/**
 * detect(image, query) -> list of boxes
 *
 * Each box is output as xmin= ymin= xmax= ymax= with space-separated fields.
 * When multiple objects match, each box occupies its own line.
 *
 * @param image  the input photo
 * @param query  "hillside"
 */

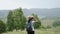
xmin=0 ymin=8 xmax=60 ymax=19
xmin=23 ymin=8 xmax=60 ymax=17
xmin=0 ymin=10 xmax=9 ymax=19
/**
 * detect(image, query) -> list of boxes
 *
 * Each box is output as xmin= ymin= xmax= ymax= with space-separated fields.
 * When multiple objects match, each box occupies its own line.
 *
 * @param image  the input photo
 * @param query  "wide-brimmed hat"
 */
xmin=28 ymin=16 xmax=34 ymax=19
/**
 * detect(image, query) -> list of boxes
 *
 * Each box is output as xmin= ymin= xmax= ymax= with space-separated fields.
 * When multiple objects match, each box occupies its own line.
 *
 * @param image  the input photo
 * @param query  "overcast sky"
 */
xmin=0 ymin=0 xmax=60 ymax=10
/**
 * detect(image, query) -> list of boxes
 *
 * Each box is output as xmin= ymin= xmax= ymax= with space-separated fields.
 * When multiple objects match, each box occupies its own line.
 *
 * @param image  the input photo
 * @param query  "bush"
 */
xmin=45 ymin=25 xmax=51 ymax=29
xmin=0 ymin=20 xmax=6 ymax=33
xmin=53 ymin=20 xmax=60 ymax=27
xmin=40 ymin=25 xmax=45 ymax=29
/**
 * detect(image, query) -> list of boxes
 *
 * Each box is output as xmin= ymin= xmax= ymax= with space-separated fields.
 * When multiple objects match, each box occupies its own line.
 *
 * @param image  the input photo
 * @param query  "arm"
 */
xmin=33 ymin=17 xmax=38 ymax=23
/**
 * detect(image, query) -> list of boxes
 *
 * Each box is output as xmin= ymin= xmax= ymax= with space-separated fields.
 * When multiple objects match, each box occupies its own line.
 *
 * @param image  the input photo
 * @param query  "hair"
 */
xmin=28 ymin=17 xmax=33 ymax=23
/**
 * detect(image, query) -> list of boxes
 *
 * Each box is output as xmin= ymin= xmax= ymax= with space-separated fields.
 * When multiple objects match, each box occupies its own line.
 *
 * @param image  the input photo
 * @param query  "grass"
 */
xmin=2 ymin=18 xmax=60 ymax=34
xmin=2 ymin=29 xmax=55 ymax=34
xmin=2 ymin=26 xmax=60 ymax=34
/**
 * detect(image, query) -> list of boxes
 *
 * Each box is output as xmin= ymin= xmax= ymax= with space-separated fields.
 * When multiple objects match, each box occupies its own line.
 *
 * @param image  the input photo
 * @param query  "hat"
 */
xmin=28 ymin=16 xmax=34 ymax=19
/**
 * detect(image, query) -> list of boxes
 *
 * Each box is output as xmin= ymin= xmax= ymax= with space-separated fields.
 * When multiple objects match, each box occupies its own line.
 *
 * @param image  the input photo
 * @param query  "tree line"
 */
xmin=0 ymin=8 xmax=60 ymax=34
xmin=0 ymin=8 xmax=41 ymax=34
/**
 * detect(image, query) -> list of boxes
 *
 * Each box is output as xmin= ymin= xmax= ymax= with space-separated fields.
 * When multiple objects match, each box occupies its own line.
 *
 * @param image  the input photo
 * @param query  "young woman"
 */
xmin=26 ymin=16 xmax=38 ymax=34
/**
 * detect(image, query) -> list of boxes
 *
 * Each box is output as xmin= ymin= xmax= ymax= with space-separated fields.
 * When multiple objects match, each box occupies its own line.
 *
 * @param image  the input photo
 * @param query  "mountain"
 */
xmin=0 ymin=8 xmax=60 ymax=19
xmin=23 ymin=8 xmax=60 ymax=18
xmin=0 ymin=10 xmax=9 ymax=19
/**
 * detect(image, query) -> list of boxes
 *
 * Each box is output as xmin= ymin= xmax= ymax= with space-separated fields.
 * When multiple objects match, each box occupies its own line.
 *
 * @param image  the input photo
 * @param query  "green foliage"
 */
xmin=20 ymin=16 xmax=27 ymax=30
xmin=0 ymin=20 xmax=6 ymax=33
xmin=53 ymin=20 xmax=60 ymax=27
xmin=13 ymin=8 xmax=26 ymax=30
xmin=45 ymin=25 xmax=51 ymax=29
xmin=32 ymin=13 xmax=41 ymax=29
xmin=7 ymin=8 xmax=26 ymax=31
xmin=7 ymin=11 xmax=14 ymax=31
xmin=40 ymin=25 xmax=45 ymax=29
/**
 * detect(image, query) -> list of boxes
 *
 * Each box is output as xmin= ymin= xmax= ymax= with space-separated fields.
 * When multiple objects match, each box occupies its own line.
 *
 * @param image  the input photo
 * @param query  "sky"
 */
xmin=0 ymin=0 xmax=60 ymax=10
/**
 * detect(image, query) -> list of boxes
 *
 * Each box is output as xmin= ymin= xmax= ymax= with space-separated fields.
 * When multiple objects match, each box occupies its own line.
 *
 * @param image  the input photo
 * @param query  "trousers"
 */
xmin=27 ymin=31 xmax=34 ymax=34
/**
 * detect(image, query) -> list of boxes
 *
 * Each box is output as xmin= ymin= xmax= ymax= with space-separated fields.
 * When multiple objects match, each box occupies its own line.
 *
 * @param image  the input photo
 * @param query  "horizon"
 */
xmin=0 ymin=8 xmax=60 ymax=10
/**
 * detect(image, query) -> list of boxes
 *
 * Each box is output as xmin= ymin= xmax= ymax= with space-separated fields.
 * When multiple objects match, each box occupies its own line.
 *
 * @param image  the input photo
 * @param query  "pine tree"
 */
xmin=13 ymin=8 xmax=26 ymax=30
xmin=7 ymin=10 xmax=14 ymax=31
xmin=7 ymin=8 xmax=26 ymax=31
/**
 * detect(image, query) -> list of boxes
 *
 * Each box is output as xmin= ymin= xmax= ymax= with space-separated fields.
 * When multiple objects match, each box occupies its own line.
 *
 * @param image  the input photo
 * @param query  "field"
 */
xmin=3 ymin=27 xmax=60 ymax=34
xmin=3 ymin=29 xmax=55 ymax=34
xmin=41 ymin=18 xmax=60 ymax=26
xmin=2 ymin=19 xmax=60 ymax=34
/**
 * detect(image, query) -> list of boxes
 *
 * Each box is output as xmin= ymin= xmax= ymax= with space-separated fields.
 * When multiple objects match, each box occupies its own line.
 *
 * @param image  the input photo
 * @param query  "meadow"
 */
xmin=2 ymin=19 xmax=60 ymax=34
xmin=3 ymin=27 xmax=60 ymax=34
xmin=3 ymin=29 xmax=55 ymax=34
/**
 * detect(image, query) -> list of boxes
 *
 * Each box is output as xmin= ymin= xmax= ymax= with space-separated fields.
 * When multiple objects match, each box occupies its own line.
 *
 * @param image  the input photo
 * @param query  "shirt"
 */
xmin=31 ymin=21 xmax=35 ymax=31
xmin=26 ymin=20 xmax=35 ymax=31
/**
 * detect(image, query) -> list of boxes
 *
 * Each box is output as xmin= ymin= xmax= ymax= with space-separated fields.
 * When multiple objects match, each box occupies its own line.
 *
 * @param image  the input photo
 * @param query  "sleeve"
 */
xmin=32 ymin=21 xmax=35 ymax=23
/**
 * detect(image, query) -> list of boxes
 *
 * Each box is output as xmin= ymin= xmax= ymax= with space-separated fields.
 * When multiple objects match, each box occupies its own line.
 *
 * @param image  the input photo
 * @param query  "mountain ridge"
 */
xmin=0 ymin=8 xmax=60 ymax=19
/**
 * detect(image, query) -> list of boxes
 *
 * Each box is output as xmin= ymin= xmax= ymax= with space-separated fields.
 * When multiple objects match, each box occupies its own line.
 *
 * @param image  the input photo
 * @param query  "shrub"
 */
xmin=53 ymin=20 xmax=60 ymax=27
xmin=0 ymin=20 xmax=6 ymax=33
xmin=45 ymin=25 xmax=51 ymax=29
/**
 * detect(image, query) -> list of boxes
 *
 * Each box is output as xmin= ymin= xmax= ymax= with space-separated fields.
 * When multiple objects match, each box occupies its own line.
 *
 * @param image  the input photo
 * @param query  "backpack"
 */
xmin=26 ymin=22 xmax=32 ymax=31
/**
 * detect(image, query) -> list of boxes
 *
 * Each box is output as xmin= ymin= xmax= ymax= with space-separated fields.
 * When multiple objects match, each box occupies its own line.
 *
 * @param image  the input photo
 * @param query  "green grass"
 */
xmin=2 ymin=29 xmax=55 ymax=34
xmin=2 ymin=18 xmax=60 ymax=34
xmin=2 ymin=27 xmax=60 ymax=34
xmin=41 ymin=19 xmax=60 ymax=27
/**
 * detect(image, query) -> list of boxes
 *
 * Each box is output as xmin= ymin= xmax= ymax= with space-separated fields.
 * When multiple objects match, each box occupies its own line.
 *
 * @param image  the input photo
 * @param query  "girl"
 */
xmin=26 ymin=16 xmax=38 ymax=34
